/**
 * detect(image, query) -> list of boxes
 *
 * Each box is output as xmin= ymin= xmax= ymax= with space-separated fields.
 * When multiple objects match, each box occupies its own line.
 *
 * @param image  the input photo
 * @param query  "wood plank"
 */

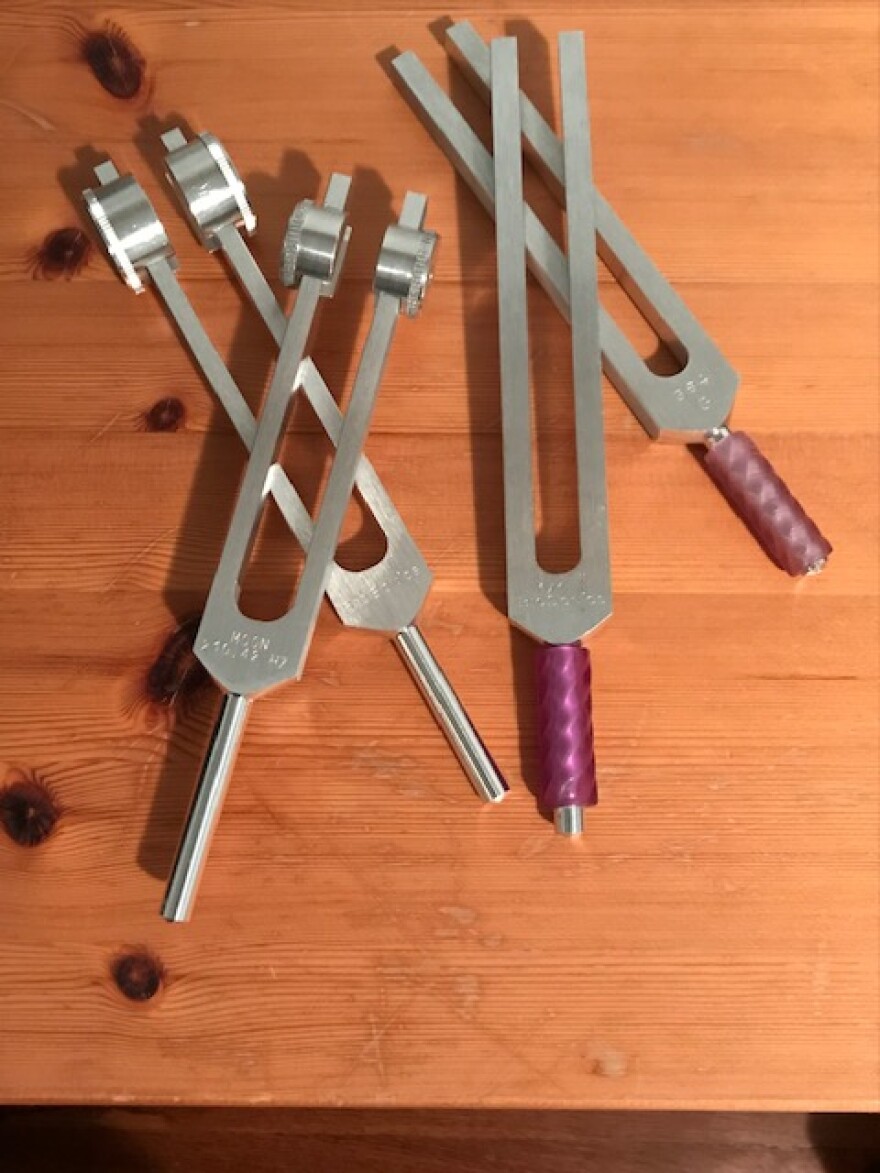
xmin=0 ymin=282 xmax=876 ymax=437
xmin=0 ymin=432 xmax=875 ymax=594
xmin=0 ymin=0 xmax=876 ymax=1110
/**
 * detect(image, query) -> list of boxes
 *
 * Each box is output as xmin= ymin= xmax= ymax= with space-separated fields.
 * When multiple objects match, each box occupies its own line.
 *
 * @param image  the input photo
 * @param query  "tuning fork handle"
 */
xmin=394 ymin=625 xmax=508 ymax=803
xmin=534 ymin=643 xmax=598 ymax=836
xmin=703 ymin=429 xmax=832 ymax=576
xmin=161 ymin=693 xmax=251 ymax=923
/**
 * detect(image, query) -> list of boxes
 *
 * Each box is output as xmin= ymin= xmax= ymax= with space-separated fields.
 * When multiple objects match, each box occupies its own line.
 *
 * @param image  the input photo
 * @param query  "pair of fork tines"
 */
xmin=83 ymin=130 xmax=508 ymax=923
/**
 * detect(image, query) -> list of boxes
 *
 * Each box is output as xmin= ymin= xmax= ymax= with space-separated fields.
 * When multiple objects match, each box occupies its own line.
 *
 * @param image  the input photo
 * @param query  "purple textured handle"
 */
xmin=535 ymin=643 xmax=597 ymax=811
xmin=703 ymin=430 xmax=832 ymax=576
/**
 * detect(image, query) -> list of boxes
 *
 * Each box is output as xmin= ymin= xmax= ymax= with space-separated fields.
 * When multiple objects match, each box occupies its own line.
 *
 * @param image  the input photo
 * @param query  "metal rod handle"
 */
xmin=394 ymin=626 xmax=508 ymax=803
xmin=161 ymin=692 xmax=251 ymax=923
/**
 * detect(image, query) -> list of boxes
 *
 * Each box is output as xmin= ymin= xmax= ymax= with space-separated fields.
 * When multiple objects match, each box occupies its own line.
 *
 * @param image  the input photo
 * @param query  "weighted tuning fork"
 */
xmin=83 ymin=151 xmax=505 ymax=807
xmin=83 ymin=159 xmax=505 ymax=921
xmin=173 ymin=185 xmax=438 ymax=920
xmin=155 ymin=127 xmax=506 ymax=809
xmin=391 ymin=21 xmax=832 ymax=577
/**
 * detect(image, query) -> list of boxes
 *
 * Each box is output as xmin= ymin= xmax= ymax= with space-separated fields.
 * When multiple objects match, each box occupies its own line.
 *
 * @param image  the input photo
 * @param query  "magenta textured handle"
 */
xmin=535 ymin=643 xmax=598 ymax=812
xmin=703 ymin=430 xmax=832 ymax=576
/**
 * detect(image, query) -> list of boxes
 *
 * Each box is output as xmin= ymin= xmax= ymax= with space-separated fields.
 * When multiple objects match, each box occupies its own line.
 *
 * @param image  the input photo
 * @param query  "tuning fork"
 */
xmin=391 ymin=21 xmax=832 ymax=577
xmin=83 ymin=156 xmax=505 ymax=804
xmin=176 ymin=182 xmax=437 ymax=921
xmin=84 ymin=159 xmax=504 ymax=920
xmin=154 ymin=127 xmax=505 ymax=804
xmin=488 ymin=33 xmax=609 ymax=835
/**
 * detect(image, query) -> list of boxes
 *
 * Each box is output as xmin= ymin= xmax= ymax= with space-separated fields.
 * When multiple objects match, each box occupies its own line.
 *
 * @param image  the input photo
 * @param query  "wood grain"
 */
xmin=0 ymin=0 xmax=877 ymax=1109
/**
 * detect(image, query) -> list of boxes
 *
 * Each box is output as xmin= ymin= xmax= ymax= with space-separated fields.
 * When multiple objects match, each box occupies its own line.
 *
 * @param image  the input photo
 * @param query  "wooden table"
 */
xmin=0 ymin=0 xmax=876 ymax=1110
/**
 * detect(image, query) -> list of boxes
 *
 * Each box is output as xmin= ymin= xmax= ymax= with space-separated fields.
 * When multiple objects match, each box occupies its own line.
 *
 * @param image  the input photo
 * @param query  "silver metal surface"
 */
xmin=195 ymin=187 xmax=437 ymax=696
xmin=374 ymin=223 xmax=436 ymax=316
xmin=281 ymin=199 xmax=350 ymax=295
xmin=210 ymin=229 xmax=433 ymax=632
xmin=125 ymin=170 xmax=350 ymax=923
xmin=393 ymin=29 xmax=739 ymax=440
xmin=83 ymin=162 xmax=391 ymax=623
xmin=394 ymin=626 xmax=507 ymax=802
xmin=161 ymin=127 xmax=256 ymax=248
xmin=558 ymin=33 xmax=612 ymax=634
xmin=162 ymin=132 xmax=433 ymax=630
xmin=490 ymin=35 xmax=610 ymax=644
xmin=137 ymin=145 xmax=431 ymax=632
xmin=83 ymin=162 xmax=175 ymax=293
xmin=194 ymin=174 xmax=351 ymax=695
xmin=553 ymin=804 xmax=584 ymax=836
xmin=161 ymin=132 xmax=505 ymax=804
xmin=84 ymin=158 xmax=499 ymax=921
xmin=444 ymin=21 xmax=739 ymax=441
xmin=161 ymin=692 xmax=251 ymax=923
xmin=87 ymin=155 xmax=506 ymax=809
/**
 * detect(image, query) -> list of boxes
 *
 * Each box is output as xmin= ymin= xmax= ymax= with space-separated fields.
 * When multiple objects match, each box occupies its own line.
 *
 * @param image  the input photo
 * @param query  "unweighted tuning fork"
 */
xmin=491 ymin=33 xmax=610 ymax=834
xmin=391 ymin=21 xmax=832 ymax=577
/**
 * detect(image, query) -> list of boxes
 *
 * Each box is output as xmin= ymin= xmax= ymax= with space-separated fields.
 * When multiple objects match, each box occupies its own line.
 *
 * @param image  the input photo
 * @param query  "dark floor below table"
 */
xmin=0 ymin=1109 xmax=878 ymax=1172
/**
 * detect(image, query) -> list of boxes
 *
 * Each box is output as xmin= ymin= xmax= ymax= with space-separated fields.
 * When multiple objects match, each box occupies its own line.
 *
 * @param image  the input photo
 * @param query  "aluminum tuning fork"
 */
xmin=83 ymin=151 xmax=504 ymax=922
xmin=492 ymin=33 xmax=609 ymax=835
xmin=156 ymin=129 xmax=505 ymax=803
xmin=391 ymin=20 xmax=833 ymax=577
